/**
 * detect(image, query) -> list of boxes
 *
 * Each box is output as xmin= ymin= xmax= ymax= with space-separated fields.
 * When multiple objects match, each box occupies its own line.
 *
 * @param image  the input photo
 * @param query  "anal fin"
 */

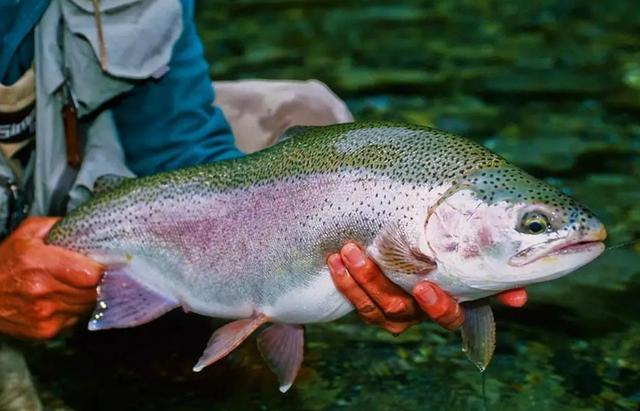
xmin=257 ymin=324 xmax=304 ymax=393
xmin=193 ymin=314 xmax=269 ymax=372
xmin=460 ymin=299 xmax=496 ymax=372
xmin=89 ymin=269 xmax=179 ymax=331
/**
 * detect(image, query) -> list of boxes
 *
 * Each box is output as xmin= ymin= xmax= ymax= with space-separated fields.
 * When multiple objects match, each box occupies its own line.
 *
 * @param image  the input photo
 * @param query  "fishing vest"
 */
xmin=0 ymin=0 xmax=183 ymax=239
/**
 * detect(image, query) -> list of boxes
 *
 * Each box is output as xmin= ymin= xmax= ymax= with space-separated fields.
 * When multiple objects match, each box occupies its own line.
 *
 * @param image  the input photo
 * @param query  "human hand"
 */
xmin=328 ymin=242 xmax=527 ymax=334
xmin=0 ymin=217 xmax=103 ymax=340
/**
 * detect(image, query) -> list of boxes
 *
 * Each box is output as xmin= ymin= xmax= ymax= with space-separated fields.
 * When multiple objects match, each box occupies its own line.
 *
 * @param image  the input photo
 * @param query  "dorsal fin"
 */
xmin=277 ymin=126 xmax=314 ymax=143
xmin=93 ymin=174 xmax=131 ymax=195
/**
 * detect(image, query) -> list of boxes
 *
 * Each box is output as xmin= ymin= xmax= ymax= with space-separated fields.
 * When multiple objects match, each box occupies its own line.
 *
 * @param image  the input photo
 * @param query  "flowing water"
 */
xmin=23 ymin=1 xmax=640 ymax=410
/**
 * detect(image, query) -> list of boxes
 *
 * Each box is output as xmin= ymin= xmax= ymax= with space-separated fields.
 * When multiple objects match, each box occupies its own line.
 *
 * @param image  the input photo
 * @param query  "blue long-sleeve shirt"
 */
xmin=0 ymin=0 xmax=243 ymax=177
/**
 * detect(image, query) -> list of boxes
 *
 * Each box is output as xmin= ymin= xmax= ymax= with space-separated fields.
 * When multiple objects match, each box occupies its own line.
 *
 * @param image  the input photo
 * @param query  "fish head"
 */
xmin=423 ymin=167 xmax=606 ymax=294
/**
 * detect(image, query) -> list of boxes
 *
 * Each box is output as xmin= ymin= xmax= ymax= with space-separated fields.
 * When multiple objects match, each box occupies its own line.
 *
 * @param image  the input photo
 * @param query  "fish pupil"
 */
xmin=528 ymin=221 xmax=544 ymax=233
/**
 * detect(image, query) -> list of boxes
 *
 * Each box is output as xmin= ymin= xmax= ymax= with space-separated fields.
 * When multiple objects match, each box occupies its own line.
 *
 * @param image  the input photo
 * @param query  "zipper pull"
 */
xmin=8 ymin=182 xmax=18 ymax=200
xmin=61 ymin=85 xmax=81 ymax=169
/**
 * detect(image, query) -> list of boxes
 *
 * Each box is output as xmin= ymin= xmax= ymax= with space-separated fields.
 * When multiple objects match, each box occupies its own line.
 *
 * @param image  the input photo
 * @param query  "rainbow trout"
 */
xmin=47 ymin=122 xmax=606 ymax=392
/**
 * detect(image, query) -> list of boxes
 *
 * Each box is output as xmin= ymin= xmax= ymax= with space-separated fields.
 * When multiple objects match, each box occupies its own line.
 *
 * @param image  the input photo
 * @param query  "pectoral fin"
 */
xmin=257 ymin=324 xmax=304 ymax=393
xmin=373 ymin=224 xmax=435 ymax=275
xmin=460 ymin=299 xmax=496 ymax=372
xmin=193 ymin=314 xmax=269 ymax=372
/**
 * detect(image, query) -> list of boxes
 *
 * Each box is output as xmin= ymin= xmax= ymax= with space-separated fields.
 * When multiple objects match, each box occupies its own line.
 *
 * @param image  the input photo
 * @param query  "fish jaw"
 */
xmin=495 ymin=218 xmax=607 ymax=287
xmin=498 ymin=239 xmax=606 ymax=287
xmin=426 ymin=234 xmax=606 ymax=298
xmin=509 ymin=228 xmax=607 ymax=267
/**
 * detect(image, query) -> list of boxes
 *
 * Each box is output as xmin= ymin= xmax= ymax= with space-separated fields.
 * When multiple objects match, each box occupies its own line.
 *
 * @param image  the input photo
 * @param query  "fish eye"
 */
xmin=519 ymin=211 xmax=550 ymax=235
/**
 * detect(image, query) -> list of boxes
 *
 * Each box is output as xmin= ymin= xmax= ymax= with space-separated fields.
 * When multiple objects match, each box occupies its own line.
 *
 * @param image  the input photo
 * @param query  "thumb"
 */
xmin=13 ymin=217 xmax=62 ymax=240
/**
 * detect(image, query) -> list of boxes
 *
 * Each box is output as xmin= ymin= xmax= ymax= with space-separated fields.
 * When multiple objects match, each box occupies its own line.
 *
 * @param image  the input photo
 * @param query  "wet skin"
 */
xmin=0 ymin=218 xmax=525 ymax=341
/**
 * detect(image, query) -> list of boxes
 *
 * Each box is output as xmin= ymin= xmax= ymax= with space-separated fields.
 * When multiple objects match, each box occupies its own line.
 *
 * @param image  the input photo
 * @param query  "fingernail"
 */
xmin=510 ymin=293 xmax=527 ymax=307
xmin=498 ymin=289 xmax=527 ymax=307
xmin=414 ymin=283 xmax=437 ymax=307
xmin=343 ymin=243 xmax=366 ymax=268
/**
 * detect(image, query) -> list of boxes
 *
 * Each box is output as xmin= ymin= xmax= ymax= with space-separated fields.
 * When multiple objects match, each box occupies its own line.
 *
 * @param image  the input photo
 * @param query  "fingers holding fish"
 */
xmin=328 ymin=252 xmax=420 ymax=334
xmin=328 ymin=253 xmax=386 ymax=325
xmin=330 ymin=243 xmax=465 ymax=332
xmin=40 ymin=248 xmax=104 ymax=289
xmin=29 ymin=293 xmax=96 ymax=319
xmin=9 ymin=218 xmax=104 ymax=290
xmin=0 ymin=217 xmax=102 ymax=340
xmin=439 ymin=303 xmax=464 ymax=330
xmin=10 ymin=216 xmax=61 ymax=240
xmin=0 ymin=312 xmax=76 ymax=340
xmin=496 ymin=288 xmax=528 ymax=307
xmin=33 ymin=246 xmax=103 ymax=290
xmin=0 ymin=292 xmax=93 ymax=338
xmin=8 ymin=268 xmax=97 ymax=303
xmin=413 ymin=282 xmax=464 ymax=331
xmin=29 ymin=315 xmax=75 ymax=340
xmin=53 ymin=289 xmax=99 ymax=306
xmin=339 ymin=243 xmax=419 ymax=321
xmin=411 ymin=282 xmax=527 ymax=331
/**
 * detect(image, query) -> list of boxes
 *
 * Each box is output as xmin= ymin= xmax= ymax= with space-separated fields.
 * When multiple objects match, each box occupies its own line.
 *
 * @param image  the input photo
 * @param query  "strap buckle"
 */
xmin=0 ymin=176 xmax=17 ymax=234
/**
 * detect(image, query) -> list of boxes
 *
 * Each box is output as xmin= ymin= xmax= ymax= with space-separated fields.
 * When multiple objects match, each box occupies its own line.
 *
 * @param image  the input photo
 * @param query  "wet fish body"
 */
xmin=48 ymin=122 xmax=606 ymax=390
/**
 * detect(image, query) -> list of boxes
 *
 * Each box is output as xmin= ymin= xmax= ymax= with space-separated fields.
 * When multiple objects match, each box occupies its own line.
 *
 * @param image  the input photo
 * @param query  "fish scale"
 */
xmin=46 ymin=121 xmax=605 ymax=391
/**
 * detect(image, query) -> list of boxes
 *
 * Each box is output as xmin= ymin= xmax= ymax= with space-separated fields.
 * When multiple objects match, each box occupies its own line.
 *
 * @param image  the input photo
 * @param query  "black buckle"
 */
xmin=0 ymin=176 xmax=21 ymax=234
xmin=0 ymin=176 xmax=18 ymax=233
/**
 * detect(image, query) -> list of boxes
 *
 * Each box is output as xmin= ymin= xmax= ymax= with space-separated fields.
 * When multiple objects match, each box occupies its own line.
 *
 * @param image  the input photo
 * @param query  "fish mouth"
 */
xmin=546 ymin=240 xmax=605 ymax=257
xmin=509 ymin=232 xmax=606 ymax=267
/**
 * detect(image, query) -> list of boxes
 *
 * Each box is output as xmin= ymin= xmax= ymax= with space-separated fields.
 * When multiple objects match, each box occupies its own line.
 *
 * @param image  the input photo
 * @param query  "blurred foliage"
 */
xmin=31 ymin=1 xmax=640 ymax=410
